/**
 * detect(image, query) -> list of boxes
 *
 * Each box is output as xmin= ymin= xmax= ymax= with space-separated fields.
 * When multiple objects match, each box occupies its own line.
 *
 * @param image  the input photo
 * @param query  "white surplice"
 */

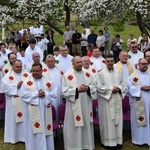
xmin=95 ymin=68 xmax=127 ymax=146
xmin=20 ymin=76 xmax=57 ymax=150
xmin=25 ymin=45 xmax=43 ymax=68
xmin=43 ymin=66 xmax=62 ymax=121
xmin=1 ymin=72 xmax=25 ymax=143
xmin=127 ymin=70 xmax=150 ymax=145
xmin=62 ymin=67 xmax=97 ymax=150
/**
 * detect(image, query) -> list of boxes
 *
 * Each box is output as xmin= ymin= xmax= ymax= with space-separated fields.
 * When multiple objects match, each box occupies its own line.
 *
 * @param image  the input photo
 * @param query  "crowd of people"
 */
xmin=0 ymin=24 xmax=150 ymax=150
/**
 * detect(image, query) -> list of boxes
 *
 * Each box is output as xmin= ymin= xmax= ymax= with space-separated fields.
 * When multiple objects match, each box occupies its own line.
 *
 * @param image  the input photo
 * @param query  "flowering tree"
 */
xmin=0 ymin=0 xmax=149 ymax=35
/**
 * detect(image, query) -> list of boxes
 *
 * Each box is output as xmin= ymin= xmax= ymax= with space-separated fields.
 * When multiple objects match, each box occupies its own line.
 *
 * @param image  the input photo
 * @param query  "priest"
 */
xmin=62 ymin=56 xmax=97 ymax=150
xmin=127 ymin=58 xmax=150 ymax=145
xmin=20 ymin=63 xmax=57 ymax=150
xmin=1 ymin=59 xmax=29 ymax=143
xmin=95 ymin=54 xmax=127 ymax=148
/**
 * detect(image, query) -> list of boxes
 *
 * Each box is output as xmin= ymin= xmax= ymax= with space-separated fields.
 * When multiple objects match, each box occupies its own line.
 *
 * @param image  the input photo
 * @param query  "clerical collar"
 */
xmin=132 ymin=51 xmax=137 ymax=54
xmin=107 ymin=68 xmax=114 ymax=72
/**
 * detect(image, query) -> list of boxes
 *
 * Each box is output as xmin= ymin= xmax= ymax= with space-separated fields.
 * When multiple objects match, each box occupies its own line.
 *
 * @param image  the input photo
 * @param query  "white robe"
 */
xmin=127 ymin=70 xmax=150 ymax=145
xmin=95 ymin=68 xmax=127 ymax=146
xmin=55 ymin=54 xmax=73 ymax=74
xmin=62 ymin=68 xmax=97 ymax=150
xmin=43 ymin=66 xmax=62 ymax=121
xmin=1 ymin=72 xmax=25 ymax=143
xmin=128 ymin=50 xmax=144 ymax=70
xmin=20 ymin=77 xmax=57 ymax=150
xmin=25 ymin=46 xmax=43 ymax=68
xmin=90 ymin=56 xmax=106 ymax=71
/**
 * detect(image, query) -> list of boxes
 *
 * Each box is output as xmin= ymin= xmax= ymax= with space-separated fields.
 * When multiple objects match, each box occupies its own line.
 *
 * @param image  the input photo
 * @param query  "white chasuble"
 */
xmin=128 ymin=70 xmax=150 ymax=126
xmin=4 ymin=69 xmax=29 ymax=123
xmin=24 ymin=75 xmax=53 ymax=135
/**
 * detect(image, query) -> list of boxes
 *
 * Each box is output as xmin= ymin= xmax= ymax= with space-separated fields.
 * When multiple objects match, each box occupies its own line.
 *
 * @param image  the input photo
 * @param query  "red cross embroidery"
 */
xmin=9 ymin=76 xmax=14 ymax=80
xmin=27 ymin=81 xmax=33 ymax=86
xmin=60 ymin=71 xmax=64 ymax=75
xmin=102 ymin=60 xmax=105 ymax=63
xmin=138 ymin=116 xmax=144 ymax=121
xmin=42 ymin=68 xmax=47 ymax=72
xmin=46 ymin=82 xmax=51 ymax=88
xmin=23 ymin=73 xmax=28 ymax=77
xmin=76 ymin=115 xmax=81 ymax=121
xmin=68 ymin=75 xmax=73 ymax=81
xmin=86 ymin=72 xmax=90 ymax=78
xmin=5 ymin=69 xmax=8 ymax=73
xmin=34 ymin=122 xmax=40 ymax=128
xmin=90 ymin=112 xmax=93 ymax=117
xmin=17 ymin=112 xmax=23 ymax=118
xmin=47 ymin=124 xmax=51 ymax=130
xmin=92 ymin=69 xmax=96 ymax=73
xmin=133 ymin=77 xmax=138 ymax=82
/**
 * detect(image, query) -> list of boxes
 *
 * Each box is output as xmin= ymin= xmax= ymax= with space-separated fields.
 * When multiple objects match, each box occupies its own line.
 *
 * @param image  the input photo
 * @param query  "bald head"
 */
xmin=119 ymin=51 xmax=128 ymax=64
xmin=73 ymin=56 xmax=83 ymax=71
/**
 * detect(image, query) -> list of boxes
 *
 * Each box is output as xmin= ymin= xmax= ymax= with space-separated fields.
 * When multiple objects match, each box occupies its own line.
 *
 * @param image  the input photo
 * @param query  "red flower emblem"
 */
xmin=5 ymin=69 xmax=9 ymax=73
xmin=76 ymin=115 xmax=81 ymax=121
xmin=86 ymin=72 xmax=90 ymax=78
xmin=17 ymin=112 xmax=23 ymax=118
xmin=60 ymin=71 xmax=64 ymax=75
xmin=23 ymin=73 xmax=28 ymax=77
xmin=47 ymin=124 xmax=51 ymax=130
xmin=92 ymin=69 xmax=96 ymax=73
xmin=133 ymin=77 xmax=138 ymax=82
xmin=90 ymin=112 xmax=93 ymax=117
xmin=138 ymin=116 xmax=144 ymax=121
xmin=27 ymin=81 xmax=33 ymax=86
xmin=9 ymin=76 xmax=14 ymax=80
xmin=102 ymin=60 xmax=105 ymax=63
xmin=34 ymin=122 xmax=40 ymax=128
xmin=68 ymin=75 xmax=73 ymax=81
xmin=42 ymin=68 xmax=47 ymax=72
xmin=46 ymin=82 xmax=51 ymax=88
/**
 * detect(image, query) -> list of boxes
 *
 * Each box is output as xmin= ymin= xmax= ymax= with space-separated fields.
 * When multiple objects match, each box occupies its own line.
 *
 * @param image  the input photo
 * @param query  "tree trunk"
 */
xmin=44 ymin=20 xmax=64 ymax=35
xmin=64 ymin=0 xmax=70 ymax=26
xmin=136 ymin=11 xmax=149 ymax=35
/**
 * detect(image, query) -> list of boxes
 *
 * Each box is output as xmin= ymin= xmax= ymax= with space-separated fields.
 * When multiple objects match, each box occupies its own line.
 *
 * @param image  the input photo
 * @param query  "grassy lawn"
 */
xmin=1 ymin=24 xmax=141 ymax=51
xmin=0 ymin=120 xmax=149 ymax=150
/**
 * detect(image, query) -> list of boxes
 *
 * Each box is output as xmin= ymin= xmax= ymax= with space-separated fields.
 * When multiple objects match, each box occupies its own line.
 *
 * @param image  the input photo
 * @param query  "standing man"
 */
xmin=114 ymin=51 xmax=133 ymax=81
xmin=96 ymin=54 xmax=127 ymax=149
xmin=2 ymin=52 xmax=17 ymax=76
xmin=25 ymin=38 xmax=43 ymax=67
xmin=1 ymin=60 xmax=29 ymax=143
xmin=63 ymin=26 xmax=73 ymax=55
xmin=62 ymin=56 xmax=97 ymax=150
xmin=44 ymin=54 xmax=62 ymax=120
xmin=20 ymin=63 xmax=57 ymax=150
xmin=72 ymin=28 xmax=82 ymax=56
xmin=55 ymin=44 xmax=73 ymax=75
xmin=127 ymin=58 xmax=150 ymax=145
xmin=144 ymin=51 xmax=150 ymax=70
xmin=14 ymin=29 xmax=22 ymax=49
xmin=90 ymin=47 xmax=106 ymax=72
xmin=104 ymin=27 xmax=110 ymax=55
xmin=128 ymin=41 xmax=144 ymax=70
xmin=87 ymin=29 xmax=97 ymax=46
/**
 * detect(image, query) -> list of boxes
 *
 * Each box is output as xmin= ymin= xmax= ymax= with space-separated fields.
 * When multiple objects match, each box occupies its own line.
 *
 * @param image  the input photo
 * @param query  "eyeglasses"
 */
xmin=61 ymin=49 xmax=68 ymax=52
xmin=131 ymin=46 xmax=137 ymax=49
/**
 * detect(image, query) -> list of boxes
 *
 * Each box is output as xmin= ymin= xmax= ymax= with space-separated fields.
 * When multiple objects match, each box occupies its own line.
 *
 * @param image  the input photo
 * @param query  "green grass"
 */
xmin=0 ymin=120 xmax=149 ymax=150
xmin=1 ymin=24 xmax=141 ymax=51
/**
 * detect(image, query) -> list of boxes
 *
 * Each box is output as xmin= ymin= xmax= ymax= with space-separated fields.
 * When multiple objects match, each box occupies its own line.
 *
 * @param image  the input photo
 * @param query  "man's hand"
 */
xmin=141 ymin=85 xmax=150 ymax=91
xmin=112 ymin=86 xmax=120 ymax=93
xmin=38 ymin=89 xmax=45 ymax=98
xmin=78 ymin=84 xmax=88 ymax=92
xmin=17 ymin=81 xmax=23 ymax=88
